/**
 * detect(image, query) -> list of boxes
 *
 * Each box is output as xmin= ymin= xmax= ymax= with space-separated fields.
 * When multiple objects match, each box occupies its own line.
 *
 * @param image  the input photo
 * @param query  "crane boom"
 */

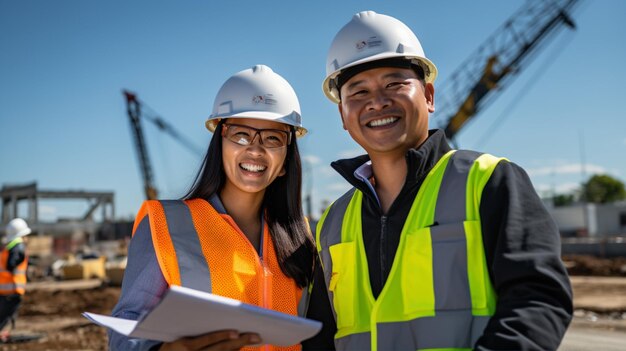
xmin=124 ymin=90 xmax=158 ymax=200
xmin=123 ymin=90 xmax=204 ymax=200
xmin=435 ymin=0 xmax=580 ymax=141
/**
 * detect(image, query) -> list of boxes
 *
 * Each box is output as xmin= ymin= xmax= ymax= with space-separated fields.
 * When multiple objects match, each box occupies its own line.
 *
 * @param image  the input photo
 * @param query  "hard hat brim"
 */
xmin=6 ymin=227 xmax=32 ymax=243
xmin=323 ymin=53 xmax=438 ymax=104
xmin=17 ymin=227 xmax=31 ymax=238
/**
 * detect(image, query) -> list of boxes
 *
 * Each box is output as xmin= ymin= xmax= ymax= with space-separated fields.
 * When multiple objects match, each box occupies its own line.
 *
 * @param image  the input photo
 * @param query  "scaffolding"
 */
xmin=0 ymin=182 xmax=115 ymax=243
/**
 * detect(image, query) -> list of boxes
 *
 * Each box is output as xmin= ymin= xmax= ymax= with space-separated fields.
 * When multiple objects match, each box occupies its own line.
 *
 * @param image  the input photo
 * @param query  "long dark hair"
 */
xmin=183 ymin=120 xmax=315 ymax=288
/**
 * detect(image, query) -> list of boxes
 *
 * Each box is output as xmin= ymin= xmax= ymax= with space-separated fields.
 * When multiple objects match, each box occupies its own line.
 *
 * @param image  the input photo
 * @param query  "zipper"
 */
xmin=222 ymin=214 xmax=272 ymax=310
xmin=259 ymin=228 xmax=273 ymax=312
xmin=258 ymin=227 xmax=272 ymax=351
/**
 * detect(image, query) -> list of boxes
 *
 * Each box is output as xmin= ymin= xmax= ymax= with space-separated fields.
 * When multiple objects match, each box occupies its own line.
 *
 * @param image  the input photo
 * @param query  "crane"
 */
xmin=123 ymin=90 xmax=203 ymax=200
xmin=434 ymin=0 xmax=581 ymax=143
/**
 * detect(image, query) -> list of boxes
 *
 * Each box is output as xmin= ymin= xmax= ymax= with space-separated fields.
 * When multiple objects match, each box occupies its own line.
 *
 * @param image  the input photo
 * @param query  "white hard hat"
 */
xmin=323 ymin=11 xmax=438 ymax=103
xmin=5 ymin=218 xmax=32 ymax=243
xmin=206 ymin=64 xmax=307 ymax=137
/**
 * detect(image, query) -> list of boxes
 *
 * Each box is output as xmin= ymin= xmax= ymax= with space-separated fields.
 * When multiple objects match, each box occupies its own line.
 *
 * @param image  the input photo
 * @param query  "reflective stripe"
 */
xmin=376 ymin=313 xmax=490 ymax=350
xmin=161 ymin=200 xmax=212 ymax=293
xmin=335 ymin=332 xmax=370 ymax=350
xmin=0 ymin=283 xmax=25 ymax=290
xmin=297 ymin=280 xmax=312 ymax=317
xmin=317 ymin=189 xmax=355 ymax=250
xmin=316 ymin=189 xmax=357 ymax=324
xmin=0 ymin=241 xmax=28 ymax=295
xmin=434 ymin=150 xmax=479 ymax=223
xmin=432 ymin=151 xmax=479 ymax=312
xmin=431 ymin=222 xmax=471 ymax=311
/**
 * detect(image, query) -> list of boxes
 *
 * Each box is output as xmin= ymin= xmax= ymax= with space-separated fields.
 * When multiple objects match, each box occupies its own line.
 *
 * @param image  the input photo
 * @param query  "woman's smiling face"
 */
xmin=220 ymin=118 xmax=290 ymax=197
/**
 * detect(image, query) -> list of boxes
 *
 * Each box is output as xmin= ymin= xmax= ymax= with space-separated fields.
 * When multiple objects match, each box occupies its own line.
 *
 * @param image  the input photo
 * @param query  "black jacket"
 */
xmin=303 ymin=129 xmax=573 ymax=351
xmin=4 ymin=242 xmax=26 ymax=273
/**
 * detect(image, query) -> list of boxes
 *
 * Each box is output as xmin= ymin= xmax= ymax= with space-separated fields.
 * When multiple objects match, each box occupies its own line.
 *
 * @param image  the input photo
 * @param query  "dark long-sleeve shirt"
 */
xmin=303 ymin=129 xmax=573 ymax=351
xmin=5 ymin=243 xmax=26 ymax=272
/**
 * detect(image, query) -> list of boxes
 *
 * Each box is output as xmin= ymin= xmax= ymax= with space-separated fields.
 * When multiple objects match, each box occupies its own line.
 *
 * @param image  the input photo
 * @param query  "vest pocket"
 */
xmin=430 ymin=221 xmax=472 ymax=311
xmin=398 ymin=228 xmax=435 ymax=318
xmin=328 ymin=241 xmax=356 ymax=329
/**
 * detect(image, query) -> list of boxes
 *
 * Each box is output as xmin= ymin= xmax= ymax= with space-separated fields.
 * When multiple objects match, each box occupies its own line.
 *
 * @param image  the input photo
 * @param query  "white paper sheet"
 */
xmin=84 ymin=285 xmax=322 ymax=346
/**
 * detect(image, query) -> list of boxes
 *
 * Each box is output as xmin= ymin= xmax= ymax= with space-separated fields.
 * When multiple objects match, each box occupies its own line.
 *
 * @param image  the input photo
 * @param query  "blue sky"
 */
xmin=1 ymin=0 xmax=625 ymax=222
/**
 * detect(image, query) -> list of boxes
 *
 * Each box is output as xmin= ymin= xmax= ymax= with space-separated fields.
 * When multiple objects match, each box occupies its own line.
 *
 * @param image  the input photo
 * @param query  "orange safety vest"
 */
xmin=0 ymin=238 xmax=28 ymax=295
xmin=133 ymin=198 xmax=303 ymax=351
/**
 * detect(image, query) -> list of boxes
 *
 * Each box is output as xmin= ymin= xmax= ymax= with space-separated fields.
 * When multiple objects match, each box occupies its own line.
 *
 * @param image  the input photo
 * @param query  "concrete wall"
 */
xmin=595 ymin=202 xmax=626 ymax=236
xmin=549 ymin=202 xmax=626 ymax=237
xmin=551 ymin=204 xmax=586 ymax=233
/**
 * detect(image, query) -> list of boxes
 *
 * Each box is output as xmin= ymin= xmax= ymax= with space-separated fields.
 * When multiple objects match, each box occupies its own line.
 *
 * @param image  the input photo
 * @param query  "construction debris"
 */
xmin=564 ymin=255 xmax=626 ymax=277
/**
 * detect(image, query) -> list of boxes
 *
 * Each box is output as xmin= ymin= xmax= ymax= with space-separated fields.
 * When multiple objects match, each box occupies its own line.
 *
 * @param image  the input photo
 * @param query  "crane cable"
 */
xmin=474 ymin=30 xmax=577 ymax=150
xmin=138 ymin=99 xmax=205 ymax=156
xmin=131 ymin=96 xmax=205 ymax=196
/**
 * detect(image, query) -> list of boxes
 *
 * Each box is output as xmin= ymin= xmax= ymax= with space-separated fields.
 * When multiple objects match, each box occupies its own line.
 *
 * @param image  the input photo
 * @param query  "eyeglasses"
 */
xmin=221 ymin=123 xmax=292 ymax=149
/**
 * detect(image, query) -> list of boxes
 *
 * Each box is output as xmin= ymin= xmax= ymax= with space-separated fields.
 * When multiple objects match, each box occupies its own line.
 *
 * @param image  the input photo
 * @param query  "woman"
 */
xmin=110 ymin=65 xmax=315 ymax=351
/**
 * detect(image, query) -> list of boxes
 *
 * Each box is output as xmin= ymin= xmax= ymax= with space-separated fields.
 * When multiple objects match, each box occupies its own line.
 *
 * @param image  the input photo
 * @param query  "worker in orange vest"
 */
xmin=110 ymin=65 xmax=316 ymax=351
xmin=0 ymin=218 xmax=32 ymax=342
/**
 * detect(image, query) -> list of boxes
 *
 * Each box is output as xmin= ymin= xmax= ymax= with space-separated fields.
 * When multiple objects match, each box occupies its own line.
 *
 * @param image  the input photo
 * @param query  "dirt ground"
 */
xmin=1 ymin=255 xmax=625 ymax=351
xmin=0 ymin=280 xmax=118 ymax=351
xmin=563 ymin=255 xmax=626 ymax=277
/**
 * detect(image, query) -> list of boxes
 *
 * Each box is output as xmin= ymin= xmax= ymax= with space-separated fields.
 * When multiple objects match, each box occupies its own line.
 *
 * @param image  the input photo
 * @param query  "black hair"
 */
xmin=182 ymin=120 xmax=315 ymax=288
xmin=335 ymin=58 xmax=426 ymax=100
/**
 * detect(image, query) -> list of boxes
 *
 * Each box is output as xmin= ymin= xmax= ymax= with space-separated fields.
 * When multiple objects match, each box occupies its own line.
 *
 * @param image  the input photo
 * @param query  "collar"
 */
xmin=331 ymin=129 xmax=453 ymax=192
xmin=208 ymin=193 xmax=227 ymax=214
xmin=354 ymin=160 xmax=380 ymax=206
xmin=5 ymin=237 xmax=24 ymax=250
xmin=354 ymin=160 xmax=374 ymax=183
xmin=208 ymin=193 xmax=265 ymax=253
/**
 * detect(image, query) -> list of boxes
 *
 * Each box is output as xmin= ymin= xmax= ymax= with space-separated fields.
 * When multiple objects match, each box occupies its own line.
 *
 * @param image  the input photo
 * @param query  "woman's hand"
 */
xmin=159 ymin=330 xmax=261 ymax=351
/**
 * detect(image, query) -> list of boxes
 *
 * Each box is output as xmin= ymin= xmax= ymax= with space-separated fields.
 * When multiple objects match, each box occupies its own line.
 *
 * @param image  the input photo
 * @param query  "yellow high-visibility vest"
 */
xmin=316 ymin=150 xmax=506 ymax=350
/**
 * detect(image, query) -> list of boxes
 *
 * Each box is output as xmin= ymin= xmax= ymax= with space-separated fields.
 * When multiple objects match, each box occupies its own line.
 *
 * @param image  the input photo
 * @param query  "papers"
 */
xmin=84 ymin=285 xmax=322 ymax=346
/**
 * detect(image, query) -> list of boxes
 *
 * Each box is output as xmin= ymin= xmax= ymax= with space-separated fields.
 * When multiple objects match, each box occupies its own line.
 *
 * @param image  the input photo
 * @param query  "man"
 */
xmin=0 ymin=218 xmax=31 ymax=342
xmin=303 ymin=11 xmax=572 ymax=351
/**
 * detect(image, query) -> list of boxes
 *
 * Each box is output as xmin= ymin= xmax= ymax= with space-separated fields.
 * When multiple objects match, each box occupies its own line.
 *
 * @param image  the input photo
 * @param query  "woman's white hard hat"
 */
xmin=323 ymin=11 xmax=438 ymax=103
xmin=206 ymin=64 xmax=307 ymax=137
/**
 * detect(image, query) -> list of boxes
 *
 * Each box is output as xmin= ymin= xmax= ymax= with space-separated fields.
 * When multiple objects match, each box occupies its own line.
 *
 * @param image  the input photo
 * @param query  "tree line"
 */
xmin=553 ymin=174 xmax=626 ymax=206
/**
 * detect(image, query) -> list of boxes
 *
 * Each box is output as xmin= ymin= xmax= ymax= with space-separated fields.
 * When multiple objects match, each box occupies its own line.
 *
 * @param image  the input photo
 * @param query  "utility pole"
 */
xmin=303 ymin=158 xmax=313 ymax=220
xmin=579 ymin=130 xmax=589 ymax=236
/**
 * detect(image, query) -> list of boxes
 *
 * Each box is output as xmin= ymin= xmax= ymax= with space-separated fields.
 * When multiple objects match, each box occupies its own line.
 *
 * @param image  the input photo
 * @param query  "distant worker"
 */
xmin=110 ymin=65 xmax=315 ymax=350
xmin=303 ymin=11 xmax=573 ymax=350
xmin=0 ymin=218 xmax=32 ymax=342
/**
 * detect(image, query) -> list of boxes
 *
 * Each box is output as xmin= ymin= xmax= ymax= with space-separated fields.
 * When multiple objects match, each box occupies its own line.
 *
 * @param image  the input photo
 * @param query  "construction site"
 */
xmin=1 ymin=180 xmax=625 ymax=350
xmin=0 ymin=256 xmax=621 ymax=350
xmin=1 ymin=0 xmax=625 ymax=350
